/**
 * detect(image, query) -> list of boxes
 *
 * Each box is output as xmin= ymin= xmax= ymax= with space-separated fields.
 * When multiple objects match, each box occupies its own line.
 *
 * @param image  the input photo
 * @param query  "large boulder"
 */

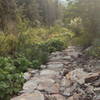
xmin=23 ymin=77 xmax=55 ymax=93
xmin=67 ymin=93 xmax=81 ymax=100
xmin=37 ymin=82 xmax=60 ymax=94
xmin=66 ymin=68 xmax=89 ymax=84
xmin=49 ymin=94 xmax=66 ymax=100
xmin=85 ymin=72 xmax=100 ymax=83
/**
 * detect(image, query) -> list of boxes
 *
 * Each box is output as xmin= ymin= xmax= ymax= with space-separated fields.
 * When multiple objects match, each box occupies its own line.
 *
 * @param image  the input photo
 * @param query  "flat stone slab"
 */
xmin=23 ymin=79 xmax=38 ymax=93
xmin=11 ymin=91 xmax=44 ymax=100
xmin=50 ymin=94 xmax=66 ymax=100
xmin=23 ymin=77 xmax=55 ymax=93
xmin=40 ymin=69 xmax=59 ymax=76
xmin=38 ymin=83 xmax=60 ymax=93
xmin=47 ymin=63 xmax=64 ymax=70
xmin=67 ymin=51 xmax=81 ymax=58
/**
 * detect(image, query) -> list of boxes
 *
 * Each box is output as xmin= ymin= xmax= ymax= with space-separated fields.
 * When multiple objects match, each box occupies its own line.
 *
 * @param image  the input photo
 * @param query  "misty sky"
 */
xmin=62 ymin=0 xmax=66 ymax=1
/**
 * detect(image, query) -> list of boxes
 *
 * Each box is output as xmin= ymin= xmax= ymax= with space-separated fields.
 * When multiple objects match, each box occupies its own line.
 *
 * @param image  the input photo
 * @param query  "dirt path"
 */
xmin=12 ymin=46 xmax=100 ymax=100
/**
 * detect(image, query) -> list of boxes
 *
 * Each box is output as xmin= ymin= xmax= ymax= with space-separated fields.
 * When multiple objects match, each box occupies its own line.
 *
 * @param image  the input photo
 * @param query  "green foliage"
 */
xmin=46 ymin=39 xmax=65 ymax=53
xmin=0 ymin=27 xmax=69 ymax=57
xmin=0 ymin=34 xmax=17 ymax=56
xmin=87 ymin=47 xmax=100 ymax=58
xmin=31 ymin=60 xmax=41 ymax=69
xmin=86 ymin=39 xmax=100 ymax=58
xmin=14 ymin=56 xmax=31 ymax=72
xmin=0 ymin=57 xmax=24 ymax=100
xmin=72 ymin=33 xmax=92 ymax=47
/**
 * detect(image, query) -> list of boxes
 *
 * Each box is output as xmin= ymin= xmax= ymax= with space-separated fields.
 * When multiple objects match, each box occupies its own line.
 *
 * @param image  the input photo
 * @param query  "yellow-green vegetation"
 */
xmin=0 ymin=57 xmax=24 ymax=100
xmin=0 ymin=26 xmax=73 ymax=56
xmin=0 ymin=26 xmax=73 ymax=99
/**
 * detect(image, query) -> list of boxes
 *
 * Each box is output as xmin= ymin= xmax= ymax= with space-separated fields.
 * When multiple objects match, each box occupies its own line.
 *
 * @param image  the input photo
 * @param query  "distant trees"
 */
xmin=0 ymin=0 xmax=64 ymax=32
xmin=37 ymin=0 xmax=64 ymax=26
xmin=64 ymin=0 xmax=100 ymax=46
xmin=76 ymin=0 xmax=100 ymax=38
xmin=1 ymin=0 xmax=100 ymax=45
xmin=16 ymin=0 xmax=41 ymax=27
xmin=0 ymin=0 xmax=17 ymax=32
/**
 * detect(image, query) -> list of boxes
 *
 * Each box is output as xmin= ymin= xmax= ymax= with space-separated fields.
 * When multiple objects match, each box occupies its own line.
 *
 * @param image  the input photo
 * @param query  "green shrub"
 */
xmin=0 ymin=27 xmax=68 ymax=57
xmin=14 ymin=56 xmax=32 ymax=72
xmin=0 ymin=57 xmax=24 ymax=100
xmin=31 ymin=60 xmax=41 ymax=69
xmin=0 ymin=34 xmax=17 ymax=56
xmin=72 ymin=33 xmax=92 ymax=47
xmin=46 ymin=39 xmax=65 ymax=53
xmin=86 ymin=46 xmax=100 ymax=58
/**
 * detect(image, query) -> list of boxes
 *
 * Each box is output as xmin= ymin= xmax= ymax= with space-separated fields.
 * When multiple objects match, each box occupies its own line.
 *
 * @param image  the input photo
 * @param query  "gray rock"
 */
xmin=51 ymin=51 xmax=62 ymax=56
xmin=68 ymin=52 xmax=81 ymax=58
xmin=40 ymin=69 xmax=59 ymax=77
xmin=62 ymin=56 xmax=72 ymax=60
xmin=66 ymin=68 xmax=89 ymax=84
xmin=60 ymin=77 xmax=71 ymax=87
xmin=49 ymin=56 xmax=63 ymax=61
xmin=47 ymin=63 xmax=64 ymax=70
xmin=50 ymin=94 xmax=66 ymax=100
xmin=11 ymin=91 xmax=44 ymax=100
xmin=63 ymin=83 xmax=77 ymax=96
xmin=94 ymin=95 xmax=100 ymax=100
xmin=94 ymin=87 xmax=100 ymax=93
xmin=85 ymin=72 xmax=100 ymax=83
xmin=29 ymin=70 xmax=39 ymax=74
xmin=92 ymin=79 xmax=100 ymax=87
xmin=38 ymin=83 xmax=60 ymax=93
xmin=67 ymin=93 xmax=81 ymax=100
xmin=23 ymin=77 xmax=55 ymax=93
xmin=23 ymin=72 xmax=31 ymax=80
xmin=63 ymin=88 xmax=72 ymax=96
xmin=23 ymin=80 xmax=38 ymax=93
xmin=40 ymin=65 xmax=47 ymax=69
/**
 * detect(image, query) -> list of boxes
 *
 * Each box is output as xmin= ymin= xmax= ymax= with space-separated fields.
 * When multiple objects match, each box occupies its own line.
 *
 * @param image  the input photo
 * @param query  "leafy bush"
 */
xmin=46 ymin=39 xmax=65 ymax=53
xmin=0 ymin=57 xmax=24 ymax=100
xmin=87 ymin=47 xmax=100 ymax=58
xmin=0 ymin=27 xmax=69 ymax=57
xmin=31 ymin=60 xmax=41 ymax=69
xmin=72 ymin=33 xmax=92 ymax=47
xmin=14 ymin=56 xmax=32 ymax=72
xmin=0 ymin=34 xmax=17 ymax=56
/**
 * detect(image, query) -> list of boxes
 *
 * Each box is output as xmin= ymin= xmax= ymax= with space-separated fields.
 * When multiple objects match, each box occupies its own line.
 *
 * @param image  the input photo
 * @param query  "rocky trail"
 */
xmin=12 ymin=46 xmax=100 ymax=100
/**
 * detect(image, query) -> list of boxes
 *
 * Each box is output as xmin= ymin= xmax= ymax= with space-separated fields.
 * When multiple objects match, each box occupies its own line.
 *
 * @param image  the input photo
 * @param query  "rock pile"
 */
xmin=11 ymin=46 xmax=100 ymax=100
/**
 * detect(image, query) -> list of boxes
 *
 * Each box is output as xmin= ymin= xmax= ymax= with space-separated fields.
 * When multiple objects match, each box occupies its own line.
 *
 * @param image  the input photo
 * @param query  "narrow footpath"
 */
xmin=12 ymin=46 xmax=100 ymax=100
